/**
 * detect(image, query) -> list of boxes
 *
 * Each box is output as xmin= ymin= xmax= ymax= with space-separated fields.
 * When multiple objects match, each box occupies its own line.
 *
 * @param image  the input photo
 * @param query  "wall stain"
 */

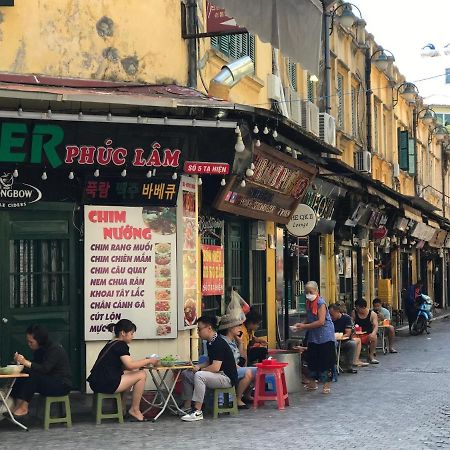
xmin=102 ymin=47 xmax=119 ymax=63
xmin=11 ymin=40 xmax=26 ymax=72
xmin=0 ymin=11 xmax=4 ymax=24
xmin=96 ymin=16 xmax=114 ymax=38
xmin=121 ymin=56 xmax=139 ymax=76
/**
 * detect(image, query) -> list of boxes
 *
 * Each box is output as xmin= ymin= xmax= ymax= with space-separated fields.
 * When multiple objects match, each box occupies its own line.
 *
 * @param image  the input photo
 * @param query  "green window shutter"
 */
xmin=408 ymin=137 xmax=415 ymax=176
xmin=307 ymin=79 xmax=314 ymax=102
xmin=249 ymin=35 xmax=255 ymax=63
xmin=398 ymin=129 xmax=409 ymax=171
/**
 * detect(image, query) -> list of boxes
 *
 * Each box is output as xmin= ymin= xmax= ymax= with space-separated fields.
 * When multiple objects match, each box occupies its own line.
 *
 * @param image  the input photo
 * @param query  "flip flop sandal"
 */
xmin=304 ymin=384 xmax=318 ymax=391
xmin=322 ymin=387 xmax=331 ymax=394
xmin=126 ymin=413 xmax=149 ymax=422
xmin=389 ymin=349 xmax=398 ymax=354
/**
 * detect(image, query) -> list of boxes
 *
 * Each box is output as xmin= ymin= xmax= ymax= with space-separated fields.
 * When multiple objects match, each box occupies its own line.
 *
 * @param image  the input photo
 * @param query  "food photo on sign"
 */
xmin=177 ymin=176 xmax=199 ymax=329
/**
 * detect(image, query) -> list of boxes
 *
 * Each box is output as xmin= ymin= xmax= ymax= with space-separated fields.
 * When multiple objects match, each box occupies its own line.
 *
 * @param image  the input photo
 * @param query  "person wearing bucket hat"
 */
xmin=219 ymin=313 xmax=257 ymax=409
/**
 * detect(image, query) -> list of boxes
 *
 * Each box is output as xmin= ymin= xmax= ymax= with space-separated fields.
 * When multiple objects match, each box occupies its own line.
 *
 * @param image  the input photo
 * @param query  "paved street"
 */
xmin=2 ymin=319 xmax=450 ymax=450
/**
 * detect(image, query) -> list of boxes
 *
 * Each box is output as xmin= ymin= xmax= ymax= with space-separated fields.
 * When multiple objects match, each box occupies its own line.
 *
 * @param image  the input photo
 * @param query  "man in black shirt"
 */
xmin=181 ymin=316 xmax=238 ymax=422
xmin=329 ymin=304 xmax=367 ymax=372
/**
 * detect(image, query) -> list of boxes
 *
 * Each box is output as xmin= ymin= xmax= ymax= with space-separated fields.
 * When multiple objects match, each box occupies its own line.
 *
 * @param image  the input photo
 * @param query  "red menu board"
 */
xmin=201 ymin=245 xmax=225 ymax=296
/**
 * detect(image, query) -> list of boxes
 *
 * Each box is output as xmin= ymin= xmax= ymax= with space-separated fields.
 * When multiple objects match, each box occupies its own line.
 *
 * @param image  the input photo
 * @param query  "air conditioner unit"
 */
xmin=267 ymin=74 xmax=282 ymax=102
xmin=301 ymin=101 xmax=320 ymax=136
xmin=319 ymin=113 xmax=336 ymax=146
xmin=393 ymin=162 xmax=400 ymax=178
xmin=355 ymin=150 xmax=372 ymax=173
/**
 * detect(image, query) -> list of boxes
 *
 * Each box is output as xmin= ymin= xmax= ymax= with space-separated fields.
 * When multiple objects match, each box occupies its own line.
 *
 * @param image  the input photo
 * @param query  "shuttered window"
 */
xmin=10 ymin=239 xmax=69 ymax=308
xmin=307 ymin=79 xmax=315 ymax=102
xmin=374 ymin=103 xmax=379 ymax=152
xmin=351 ymin=86 xmax=358 ymax=138
xmin=287 ymin=59 xmax=297 ymax=91
xmin=408 ymin=137 xmax=416 ymax=176
xmin=398 ymin=128 xmax=409 ymax=171
xmin=211 ymin=33 xmax=255 ymax=63
xmin=337 ymin=74 xmax=344 ymax=128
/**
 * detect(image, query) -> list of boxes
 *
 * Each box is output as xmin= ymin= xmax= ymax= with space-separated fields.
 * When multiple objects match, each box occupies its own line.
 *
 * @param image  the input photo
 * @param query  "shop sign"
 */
xmin=286 ymin=204 xmax=317 ymax=237
xmin=83 ymin=178 xmax=180 ymax=206
xmin=395 ymin=217 xmax=409 ymax=232
xmin=0 ymin=172 xmax=42 ymax=208
xmin=411 ymin=222 xmax=436 ymax=242
xmin=84 ymin=205 xmax=178 ymax=340
xmin=206 ymin=1 xmax=247 ymax=34
xmin=372 ymin=226 xmax=388 ymax=240
xmin=201 ymin=245 xmax=225 ymax=296
xmin=429 ymin=229 xmax=447 ymax=248
xmin=345 ymin=202 xmax=369 ymax=227
xmin=214 ymin=143 xmax=317 ymax=224
xmin=0 ymin=120 xmax=181 ymax=169
xmin=303 ymin=190 xmax=336 ymax=221
xmin=177 ymin=176 xmax=199 ymax=329
xmin=184 ymin=161 xmax=229 ymax=175
xmin=445 ymin=234 xmax=450 ymax=249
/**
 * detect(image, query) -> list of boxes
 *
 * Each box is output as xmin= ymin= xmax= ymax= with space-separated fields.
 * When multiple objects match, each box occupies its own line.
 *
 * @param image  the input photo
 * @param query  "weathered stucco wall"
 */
xmin=0 ymin=0 xmax=188 ymax=83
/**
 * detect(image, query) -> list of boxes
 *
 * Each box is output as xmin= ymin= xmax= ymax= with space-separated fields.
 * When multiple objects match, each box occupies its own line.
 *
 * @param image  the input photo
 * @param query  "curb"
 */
xmin=395 ymin=312 xmax=450 ymax=332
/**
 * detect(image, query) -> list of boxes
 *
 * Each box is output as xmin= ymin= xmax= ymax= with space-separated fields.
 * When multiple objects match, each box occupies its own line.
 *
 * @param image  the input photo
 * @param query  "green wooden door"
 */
xmin=0 ymin=204 xmax=81 ymax=388
xmin=225 ymin=220 xmax=249 ymax=301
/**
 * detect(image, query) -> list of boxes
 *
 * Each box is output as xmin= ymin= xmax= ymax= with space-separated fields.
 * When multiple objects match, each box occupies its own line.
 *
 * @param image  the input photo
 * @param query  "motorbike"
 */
xmin=410 ymin=294 xmax=433 ymax=335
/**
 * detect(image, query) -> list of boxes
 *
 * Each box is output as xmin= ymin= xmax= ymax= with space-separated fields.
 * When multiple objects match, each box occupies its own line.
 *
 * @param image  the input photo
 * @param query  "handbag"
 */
xmin=86 ymin=340 xmax=119 ymax=382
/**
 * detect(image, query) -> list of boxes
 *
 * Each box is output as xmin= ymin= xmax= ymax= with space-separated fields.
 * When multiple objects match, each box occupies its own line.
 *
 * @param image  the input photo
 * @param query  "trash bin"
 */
xmin=268 ymin=349 xmax=302 ymax=393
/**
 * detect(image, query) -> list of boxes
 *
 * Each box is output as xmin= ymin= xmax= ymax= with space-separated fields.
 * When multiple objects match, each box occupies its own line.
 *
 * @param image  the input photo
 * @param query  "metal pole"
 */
xmin=187 ymin=0 xmax=198 ymax=89
xmin=413 ymin=107 xmax=419 ymax=193
xmin=365 ymin=48 xmax=373 ymax=152
xmin=323 ymin=10 xmax=332 ymax=114
xmin=283 ymin=231 xmax=291 ymax=343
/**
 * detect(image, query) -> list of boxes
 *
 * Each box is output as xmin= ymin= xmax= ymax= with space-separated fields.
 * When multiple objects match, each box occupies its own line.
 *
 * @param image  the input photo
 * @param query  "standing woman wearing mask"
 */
xmin=292 ymin=281 xmax=336 ymax=394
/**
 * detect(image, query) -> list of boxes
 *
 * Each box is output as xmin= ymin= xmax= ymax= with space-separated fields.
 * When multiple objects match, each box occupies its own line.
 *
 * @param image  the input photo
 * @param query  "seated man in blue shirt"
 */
xmin=372 ymin=298 xmax=397 ymax=354
xmin=329 ymin=303 xmax=368 ymax=371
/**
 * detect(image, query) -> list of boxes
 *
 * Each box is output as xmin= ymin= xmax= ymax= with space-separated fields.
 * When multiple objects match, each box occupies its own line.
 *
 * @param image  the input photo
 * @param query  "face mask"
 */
xmin=306 ymin=293 xmax=316 ymax=301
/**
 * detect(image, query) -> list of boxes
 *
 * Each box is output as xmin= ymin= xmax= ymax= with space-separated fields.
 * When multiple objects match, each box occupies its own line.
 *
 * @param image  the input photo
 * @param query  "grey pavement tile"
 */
xmin=2 ymin=321 xmax=450 ymax=449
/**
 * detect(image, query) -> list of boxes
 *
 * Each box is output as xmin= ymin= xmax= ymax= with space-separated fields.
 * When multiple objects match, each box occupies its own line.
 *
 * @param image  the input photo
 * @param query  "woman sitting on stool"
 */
xmin=87 ymin=319 xmax=159 ymax=422
xmin=11 ymin=324 xmax=72 ymax=417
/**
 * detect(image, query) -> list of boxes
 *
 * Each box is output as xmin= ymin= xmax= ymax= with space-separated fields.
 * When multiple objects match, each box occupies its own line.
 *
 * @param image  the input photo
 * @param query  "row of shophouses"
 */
xmin=1 ymin=0 xmax=450 ymax=389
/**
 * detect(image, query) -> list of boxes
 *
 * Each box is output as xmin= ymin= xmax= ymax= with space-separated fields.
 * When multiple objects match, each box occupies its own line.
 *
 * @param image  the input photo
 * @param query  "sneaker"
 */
xmin=181 ymin=409 xmax=203 ymax=422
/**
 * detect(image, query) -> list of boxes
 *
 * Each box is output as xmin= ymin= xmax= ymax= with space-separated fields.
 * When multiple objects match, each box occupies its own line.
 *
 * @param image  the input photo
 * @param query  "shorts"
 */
xmin=237 ymin=366 xmax=257 ymax=380
xmin=359 ymin=334 xmax=370 ymax=345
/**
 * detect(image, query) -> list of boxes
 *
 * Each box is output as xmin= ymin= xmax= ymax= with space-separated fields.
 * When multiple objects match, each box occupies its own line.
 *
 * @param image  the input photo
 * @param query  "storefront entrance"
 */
xmin=0 ymin=204 xmax=82 ymax=389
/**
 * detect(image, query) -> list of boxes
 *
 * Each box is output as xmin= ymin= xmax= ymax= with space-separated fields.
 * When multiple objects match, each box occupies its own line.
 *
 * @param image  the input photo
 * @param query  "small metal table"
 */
xmin=143 ymin=365 xmax=193 ymax=421
xmin=0 ymin=373 xmax=30 ymax=431
xmin=335 ymin=336 xmax=349 ymax=373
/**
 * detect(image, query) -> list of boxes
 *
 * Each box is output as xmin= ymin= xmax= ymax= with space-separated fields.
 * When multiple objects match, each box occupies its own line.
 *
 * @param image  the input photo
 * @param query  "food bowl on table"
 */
xmin=161 ymin=361 xmax=176 ymax=367
xmin=7 ymin=365 xmax=24 ymax=374
xmin=335 ymin=332 xmax=344 ymax=339
xmin=0 ymin=365 xmax=23 ymax=375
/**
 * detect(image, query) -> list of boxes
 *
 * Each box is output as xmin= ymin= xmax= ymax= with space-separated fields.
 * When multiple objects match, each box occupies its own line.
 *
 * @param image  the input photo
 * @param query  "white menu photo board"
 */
xmin=177 ymin=176 xmax=199 ymax=330
xmin=85 ymin=205 xmax=177 ymax=340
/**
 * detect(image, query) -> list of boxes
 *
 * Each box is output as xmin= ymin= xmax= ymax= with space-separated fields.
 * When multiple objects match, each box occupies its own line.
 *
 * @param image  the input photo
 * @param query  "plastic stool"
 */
xmin=94 ymin=392 xmax=124 ymax=424
xmin=44 ymin=395 xmax=72 ymax=430
xmin=253 ymin=364 xmax=289 ymax=410
xmin=213 ymin=387 xmax=238 ymax=419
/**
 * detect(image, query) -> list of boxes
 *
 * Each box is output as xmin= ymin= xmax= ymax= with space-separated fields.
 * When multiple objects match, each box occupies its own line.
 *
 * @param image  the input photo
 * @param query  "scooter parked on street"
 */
xmin=410 ymin=294 xmax=433 ymax=335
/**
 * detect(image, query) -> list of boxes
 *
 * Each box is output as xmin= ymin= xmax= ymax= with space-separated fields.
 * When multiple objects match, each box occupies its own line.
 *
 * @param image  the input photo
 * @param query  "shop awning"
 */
xmin=210 ymin=0 xmax=323 ymax=75
xmin=367 ymin=186 xmax=399 ymax=209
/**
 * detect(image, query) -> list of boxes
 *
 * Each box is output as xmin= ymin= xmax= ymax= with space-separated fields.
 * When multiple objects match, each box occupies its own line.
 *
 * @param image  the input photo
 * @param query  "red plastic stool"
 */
xmin=253 ymin=361 xmax=289 ymax=410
